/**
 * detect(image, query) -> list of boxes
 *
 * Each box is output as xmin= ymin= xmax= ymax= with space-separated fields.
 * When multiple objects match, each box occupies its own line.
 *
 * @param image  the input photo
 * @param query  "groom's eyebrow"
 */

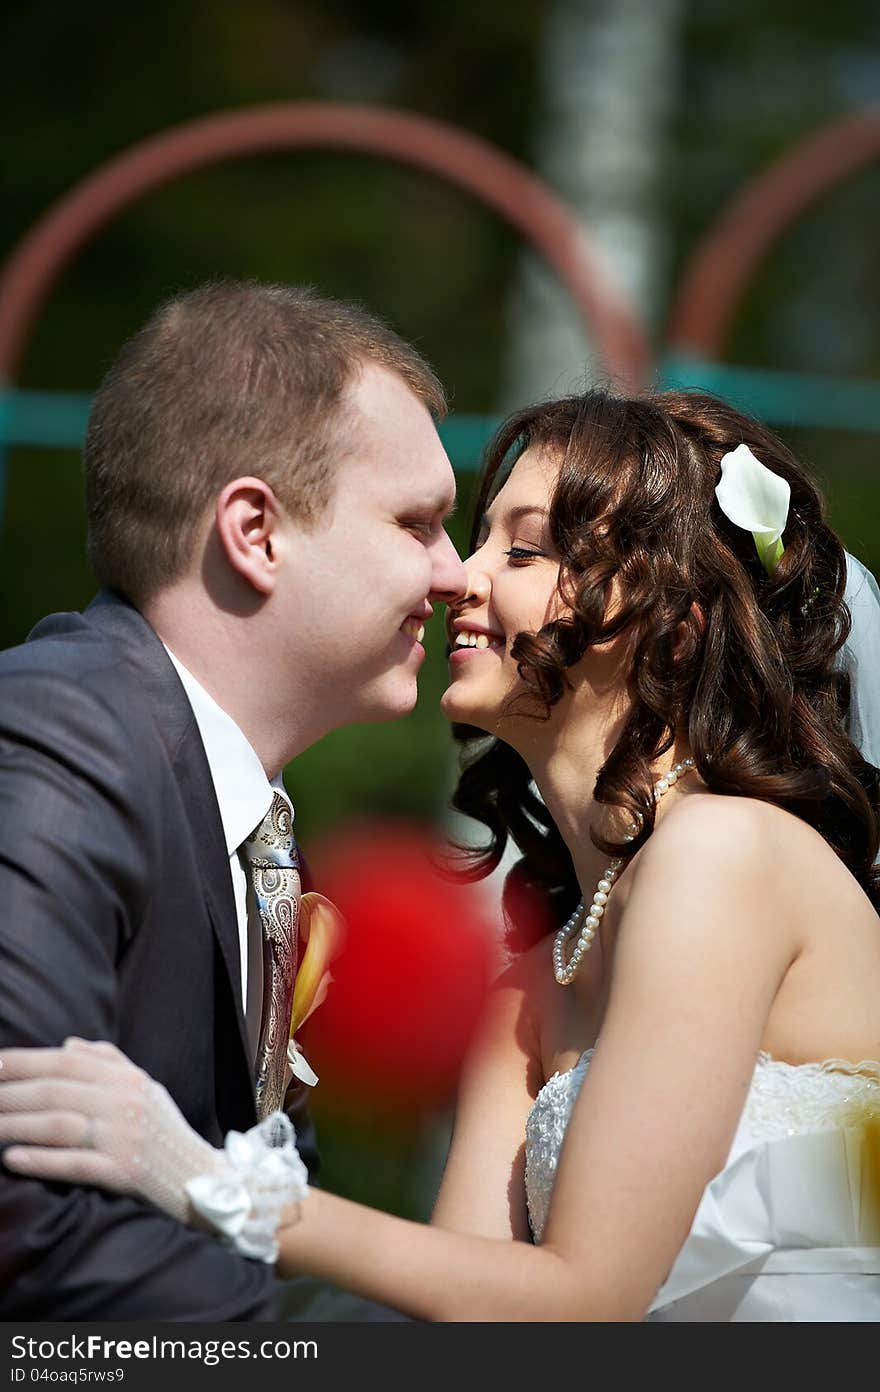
xmin=435 ymin=496 xmax=457 ymax=521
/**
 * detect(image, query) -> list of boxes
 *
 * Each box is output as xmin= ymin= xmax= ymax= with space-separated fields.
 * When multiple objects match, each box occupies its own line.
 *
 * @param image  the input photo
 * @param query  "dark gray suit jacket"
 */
xmin=0 ymin=591 xmax=320 ymax=1319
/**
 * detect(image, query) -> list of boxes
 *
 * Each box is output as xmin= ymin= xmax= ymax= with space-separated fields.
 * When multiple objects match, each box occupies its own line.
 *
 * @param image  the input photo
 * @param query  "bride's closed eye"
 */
xmin=505 ymin=546 xmax=546 ymax=563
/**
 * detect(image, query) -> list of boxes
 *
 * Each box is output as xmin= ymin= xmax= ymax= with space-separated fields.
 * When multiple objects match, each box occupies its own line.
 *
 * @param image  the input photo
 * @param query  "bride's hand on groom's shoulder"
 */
xmin=0 ymin=1037 xmax=146 ymax=1187
xmin=0 ymin=1037 xmax=220 ymax=1223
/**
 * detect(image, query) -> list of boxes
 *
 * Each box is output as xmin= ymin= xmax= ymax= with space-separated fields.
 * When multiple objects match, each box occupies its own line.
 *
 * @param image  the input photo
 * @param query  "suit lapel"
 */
xmin=171 ymin=729 xmax=251 ymax=1043
xmin=82 ymin=593 xmax=253 ymax=1069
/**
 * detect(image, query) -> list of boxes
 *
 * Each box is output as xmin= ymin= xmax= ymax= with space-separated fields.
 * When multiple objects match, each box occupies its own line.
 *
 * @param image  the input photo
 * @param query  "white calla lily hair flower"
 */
xmin=714 ymin=443 xmax=790 ymax=575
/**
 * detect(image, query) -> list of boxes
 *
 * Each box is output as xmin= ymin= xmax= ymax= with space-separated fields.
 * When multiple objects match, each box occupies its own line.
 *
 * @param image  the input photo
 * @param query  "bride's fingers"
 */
xmin=3 ymin=1144 xmax=121 ymax=1189
xmin=0 ymin=1078 xmax=109 ymax=1118
xmin=0 ymin=1110 xmax=95 ymax=1148
xmin=0 ymin=1047 xmax=136 ymax=1089
xmin=0 ymin=1048 xmax=75 ymax=1079
xmin=63 ymin=1038 xmax=126 ymax=1061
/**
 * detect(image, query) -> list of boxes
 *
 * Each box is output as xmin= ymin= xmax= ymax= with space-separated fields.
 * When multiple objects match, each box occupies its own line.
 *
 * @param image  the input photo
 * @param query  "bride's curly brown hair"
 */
xmin=450 ymin=389 xmax=880 ymax=943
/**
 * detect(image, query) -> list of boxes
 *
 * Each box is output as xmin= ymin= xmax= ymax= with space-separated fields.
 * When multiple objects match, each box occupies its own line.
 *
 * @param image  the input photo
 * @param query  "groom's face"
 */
xmin=278 ymin=362 xmax=465 ymax=726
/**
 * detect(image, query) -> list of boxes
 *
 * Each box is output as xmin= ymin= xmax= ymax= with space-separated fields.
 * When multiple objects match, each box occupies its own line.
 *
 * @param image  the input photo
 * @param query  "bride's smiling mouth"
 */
xmin=448 ymin=620 xmax=506 ymax=660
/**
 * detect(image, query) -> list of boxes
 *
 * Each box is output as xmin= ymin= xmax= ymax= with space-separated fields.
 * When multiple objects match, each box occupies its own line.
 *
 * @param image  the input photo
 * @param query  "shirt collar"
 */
xmin=163 ymin=646 xmax=293 ymax=855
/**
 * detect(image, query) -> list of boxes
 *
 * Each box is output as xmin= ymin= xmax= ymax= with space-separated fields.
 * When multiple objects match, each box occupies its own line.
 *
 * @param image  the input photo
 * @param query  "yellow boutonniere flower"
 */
xmin=286 ymin=892 xmax=347 ymax=1087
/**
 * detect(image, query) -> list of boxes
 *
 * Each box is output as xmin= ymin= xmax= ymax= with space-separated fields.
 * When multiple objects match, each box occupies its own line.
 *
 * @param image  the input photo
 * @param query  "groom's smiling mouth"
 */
xmin=400 ymin=606 xmax=432 ymax=645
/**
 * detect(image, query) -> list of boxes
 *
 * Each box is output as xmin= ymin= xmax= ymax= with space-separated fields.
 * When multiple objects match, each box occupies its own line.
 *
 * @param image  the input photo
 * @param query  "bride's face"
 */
xmin=441 ymin=448 xmax=566 ymax=732
xmin=442 ymin=446 xmax=634 ymax=744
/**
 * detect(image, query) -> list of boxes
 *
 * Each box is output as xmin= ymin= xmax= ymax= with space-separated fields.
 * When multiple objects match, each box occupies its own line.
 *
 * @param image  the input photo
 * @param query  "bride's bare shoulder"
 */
xmin=645 ymin=789 xmax=838 ymax=873
xmin=632 ymin=789 xmax=871 ymax=935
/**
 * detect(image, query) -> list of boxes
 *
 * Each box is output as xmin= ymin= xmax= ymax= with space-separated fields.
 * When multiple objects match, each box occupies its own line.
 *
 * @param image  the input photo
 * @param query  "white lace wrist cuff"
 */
xmin=185 ymin=1112 xmax=309 ymax=1262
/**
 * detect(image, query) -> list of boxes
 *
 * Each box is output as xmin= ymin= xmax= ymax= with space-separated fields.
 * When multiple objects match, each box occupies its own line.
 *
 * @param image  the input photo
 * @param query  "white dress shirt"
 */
xmin=163 ymin=647 xmax=293 ymax=1045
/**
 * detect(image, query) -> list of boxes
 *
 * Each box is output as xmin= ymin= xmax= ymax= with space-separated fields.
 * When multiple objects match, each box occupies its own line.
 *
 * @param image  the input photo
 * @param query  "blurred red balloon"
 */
xmin=298 ymin=820 xmax=498 ymax=1114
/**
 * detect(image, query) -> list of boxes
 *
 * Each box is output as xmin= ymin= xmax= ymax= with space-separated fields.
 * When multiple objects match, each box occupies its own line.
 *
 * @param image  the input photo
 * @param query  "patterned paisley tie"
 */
xmin=242 ymin=792 xmax=300 ymax=1118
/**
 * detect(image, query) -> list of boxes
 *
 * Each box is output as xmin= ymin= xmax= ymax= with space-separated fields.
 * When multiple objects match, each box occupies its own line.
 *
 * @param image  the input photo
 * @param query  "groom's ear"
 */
xmin=215 ymin=477 xmax=282 ymax=596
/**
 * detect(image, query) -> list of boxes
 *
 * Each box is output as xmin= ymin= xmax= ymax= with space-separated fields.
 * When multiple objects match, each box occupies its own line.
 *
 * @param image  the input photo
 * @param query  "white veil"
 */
xmin=842 ymin=551 xmax=880 ymax=771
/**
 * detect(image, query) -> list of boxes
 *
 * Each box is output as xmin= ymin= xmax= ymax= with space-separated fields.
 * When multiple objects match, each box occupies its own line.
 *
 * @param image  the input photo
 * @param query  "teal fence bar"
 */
xmin=0 ymin=394 xmax=497 ymax=466
xmin=2 ymin=359 xmax=879 ymax=527
xmin=661 ymin=355 xmax=880 ymax=434
xmin=0 ymin=390 xmax=93 ymax=449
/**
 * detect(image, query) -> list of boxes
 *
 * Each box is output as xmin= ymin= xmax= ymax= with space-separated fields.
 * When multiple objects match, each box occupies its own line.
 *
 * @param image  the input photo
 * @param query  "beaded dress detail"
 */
xmin=525 ymin=1049 xmax=880 ymax=1320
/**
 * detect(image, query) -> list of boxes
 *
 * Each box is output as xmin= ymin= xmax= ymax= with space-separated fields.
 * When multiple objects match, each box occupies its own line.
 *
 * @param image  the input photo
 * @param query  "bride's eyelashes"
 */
xmin=505 ymin=546 xmax=546 ymax=563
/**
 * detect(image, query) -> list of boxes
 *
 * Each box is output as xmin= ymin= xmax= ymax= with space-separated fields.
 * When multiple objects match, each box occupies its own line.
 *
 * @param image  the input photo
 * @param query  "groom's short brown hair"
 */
xmin=83 ymin=280 xmax=446 ymax=605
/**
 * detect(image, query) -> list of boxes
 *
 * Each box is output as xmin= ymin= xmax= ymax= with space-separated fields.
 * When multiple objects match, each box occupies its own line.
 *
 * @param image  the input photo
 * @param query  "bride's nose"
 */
xmin=462 ymin=555 xmax=491 ymax=604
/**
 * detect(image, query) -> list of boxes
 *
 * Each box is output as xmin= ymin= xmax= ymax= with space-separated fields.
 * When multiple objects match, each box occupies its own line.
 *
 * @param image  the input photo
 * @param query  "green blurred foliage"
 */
xmin=3 ymin=0 xmax=880 ymax=1227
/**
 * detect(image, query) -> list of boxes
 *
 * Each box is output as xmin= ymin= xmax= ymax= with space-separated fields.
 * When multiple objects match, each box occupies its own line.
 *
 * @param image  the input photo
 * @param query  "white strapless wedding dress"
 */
xmin=525 ymin=1049 xmax=880 ymax=1320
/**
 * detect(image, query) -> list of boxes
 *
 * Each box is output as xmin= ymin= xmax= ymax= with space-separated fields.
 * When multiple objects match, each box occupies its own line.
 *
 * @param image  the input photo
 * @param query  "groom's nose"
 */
xmin=428 ymin=527 xmax=467 ymax=604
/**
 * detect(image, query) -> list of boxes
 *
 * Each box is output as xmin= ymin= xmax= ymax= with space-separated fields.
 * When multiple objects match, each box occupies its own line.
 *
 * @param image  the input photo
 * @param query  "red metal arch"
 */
xmin=0 ymin=103 xmax=650 ymax=390
xmin=668 ymin=105 xmax=880 ymax=359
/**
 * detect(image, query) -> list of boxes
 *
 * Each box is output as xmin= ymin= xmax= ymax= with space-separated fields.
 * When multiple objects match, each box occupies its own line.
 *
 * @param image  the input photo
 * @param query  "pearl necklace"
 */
xmin=553 ymin=758 xmax=695 ymax=986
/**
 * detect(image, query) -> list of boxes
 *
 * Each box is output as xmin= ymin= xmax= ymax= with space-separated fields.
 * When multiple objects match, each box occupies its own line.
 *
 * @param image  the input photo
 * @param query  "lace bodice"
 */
xmin=525 ymin=1048 xmax=880 ymax=1245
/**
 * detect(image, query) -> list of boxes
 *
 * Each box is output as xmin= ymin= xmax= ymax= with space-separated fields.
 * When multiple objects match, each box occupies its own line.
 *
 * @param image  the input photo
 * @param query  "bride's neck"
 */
xmin=519 ymin=720 xmax=694 ymax=909
xmin=526 ymin=737 xmax=617 ymax=903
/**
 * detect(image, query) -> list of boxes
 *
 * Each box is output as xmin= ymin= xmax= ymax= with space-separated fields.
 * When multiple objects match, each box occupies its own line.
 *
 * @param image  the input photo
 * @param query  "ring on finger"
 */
xmin=81 ymin=1116 xmax=98 ymax=1149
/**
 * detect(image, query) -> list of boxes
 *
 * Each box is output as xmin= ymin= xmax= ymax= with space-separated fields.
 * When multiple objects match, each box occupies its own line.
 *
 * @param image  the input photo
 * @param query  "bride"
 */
xmin=2 ymin=389 xmax=879 ymax=1321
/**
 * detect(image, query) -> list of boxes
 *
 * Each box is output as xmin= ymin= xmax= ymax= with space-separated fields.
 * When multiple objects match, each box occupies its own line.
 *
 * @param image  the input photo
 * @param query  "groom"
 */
xmin=0 ymin=281 xmax=465 ymax=1319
